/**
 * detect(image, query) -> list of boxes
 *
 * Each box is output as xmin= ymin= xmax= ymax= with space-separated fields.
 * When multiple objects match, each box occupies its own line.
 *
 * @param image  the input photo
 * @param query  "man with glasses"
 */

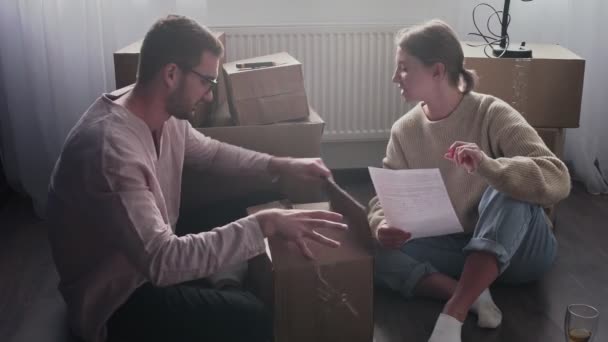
xmin=47 ymin=15 xmax=345 ymax=342
xmin=189 ymin=68 xmax=218 ymax=90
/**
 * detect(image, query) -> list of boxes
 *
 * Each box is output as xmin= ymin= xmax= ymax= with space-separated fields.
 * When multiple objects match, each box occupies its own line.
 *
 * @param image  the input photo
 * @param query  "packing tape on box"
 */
xmin=512 ymin=61 xmax=531 ymax=117
xmin=313 ymin=261 xmax=359 ymax=318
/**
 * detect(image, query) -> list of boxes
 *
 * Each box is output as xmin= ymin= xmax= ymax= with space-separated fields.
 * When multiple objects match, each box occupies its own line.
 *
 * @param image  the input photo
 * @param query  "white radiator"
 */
xmin=217 ymin=25 xmax=412 ymax=142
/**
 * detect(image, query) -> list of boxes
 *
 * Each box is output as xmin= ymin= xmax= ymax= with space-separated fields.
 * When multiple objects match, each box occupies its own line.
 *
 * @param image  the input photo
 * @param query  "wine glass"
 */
xmin=564 ymin=304 xmax=599 ymax=342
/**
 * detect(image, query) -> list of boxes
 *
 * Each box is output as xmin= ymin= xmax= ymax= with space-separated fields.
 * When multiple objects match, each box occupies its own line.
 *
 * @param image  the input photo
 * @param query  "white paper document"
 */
xmin=368 ymin=167 xmax=463 ymax=239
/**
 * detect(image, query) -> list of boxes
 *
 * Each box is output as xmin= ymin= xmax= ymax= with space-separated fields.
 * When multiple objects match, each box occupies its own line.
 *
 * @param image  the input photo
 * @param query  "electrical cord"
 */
xmin=467 ymin=2 xmax=511 ymax=58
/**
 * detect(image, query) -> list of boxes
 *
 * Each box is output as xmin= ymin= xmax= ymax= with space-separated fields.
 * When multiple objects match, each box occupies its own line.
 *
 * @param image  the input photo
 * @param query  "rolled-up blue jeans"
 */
xmin=374 ymin=186 xmax=558 ymax=298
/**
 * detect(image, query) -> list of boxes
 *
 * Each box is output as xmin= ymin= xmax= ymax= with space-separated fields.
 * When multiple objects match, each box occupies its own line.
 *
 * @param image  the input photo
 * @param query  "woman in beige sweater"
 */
xmin=368 ymin=19 xmax=571 ymax=342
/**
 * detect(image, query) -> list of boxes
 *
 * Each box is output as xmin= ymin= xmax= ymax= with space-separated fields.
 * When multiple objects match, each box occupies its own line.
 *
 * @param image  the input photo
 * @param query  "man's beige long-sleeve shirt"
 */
xmin=48 ymin=93 xmax=271 ymax=342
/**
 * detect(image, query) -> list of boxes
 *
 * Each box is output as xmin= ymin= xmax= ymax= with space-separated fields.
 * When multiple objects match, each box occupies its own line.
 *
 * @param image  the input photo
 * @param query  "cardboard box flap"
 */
xmin=224 ymin=52 xmax=305 ymax=100
xmin=325 ymin=179 xmax=374 ymax=251
xmin=292 ymin=202 xmax=331 ymax=211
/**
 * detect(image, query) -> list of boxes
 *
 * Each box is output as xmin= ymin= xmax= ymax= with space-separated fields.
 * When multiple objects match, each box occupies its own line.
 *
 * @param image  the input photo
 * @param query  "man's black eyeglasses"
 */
xmin=188 ymin=69 xmax=218 ymax=89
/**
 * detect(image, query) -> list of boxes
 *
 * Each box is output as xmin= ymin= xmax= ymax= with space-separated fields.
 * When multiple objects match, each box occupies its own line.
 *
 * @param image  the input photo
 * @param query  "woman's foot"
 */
xmin=470 ymin=288 xmax=502 ymax=328
xmin=428 ymin=313 xmax=462 ymax=342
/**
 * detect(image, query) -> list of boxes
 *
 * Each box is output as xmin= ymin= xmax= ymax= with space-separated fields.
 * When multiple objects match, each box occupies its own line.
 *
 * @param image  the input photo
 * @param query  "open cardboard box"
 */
xmin=247 ymin=179 xmax=374 ymax=342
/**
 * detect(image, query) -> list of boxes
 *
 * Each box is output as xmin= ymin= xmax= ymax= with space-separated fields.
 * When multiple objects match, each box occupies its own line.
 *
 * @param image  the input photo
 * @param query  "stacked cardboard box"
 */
xmin=113 ymin=37 xmax=324 ymax=209
xmin=462 ymin=42 xmax=585 ymax=129
xmin=463 ymin=42 xmax=585 ymax=222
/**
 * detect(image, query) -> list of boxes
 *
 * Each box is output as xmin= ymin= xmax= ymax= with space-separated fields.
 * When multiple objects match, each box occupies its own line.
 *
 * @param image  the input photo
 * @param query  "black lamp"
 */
xmin=492 ymin=0 xmax=533 ymax=58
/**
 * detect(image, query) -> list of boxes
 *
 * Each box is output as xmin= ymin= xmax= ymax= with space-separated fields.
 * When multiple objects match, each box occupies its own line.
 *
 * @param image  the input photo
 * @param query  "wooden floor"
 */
xmin=1 ymin=172 xmax=607 ymax=342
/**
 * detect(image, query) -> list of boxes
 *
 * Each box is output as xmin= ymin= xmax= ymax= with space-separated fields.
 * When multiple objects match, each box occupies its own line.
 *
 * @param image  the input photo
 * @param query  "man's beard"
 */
xmin=166 ymin=81 xmax=195 ymax=121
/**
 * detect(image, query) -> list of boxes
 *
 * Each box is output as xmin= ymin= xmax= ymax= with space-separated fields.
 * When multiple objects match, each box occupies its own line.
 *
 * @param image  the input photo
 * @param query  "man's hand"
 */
xmin=268 ymin=157 xmax=331 ymax=182
xmin=444 ymin=141 xmax=485 ymax=173
xmin=376 ymin=222 xmax=411 ymax=249
xmin=254 ymin=208 xmax=348 ymax=259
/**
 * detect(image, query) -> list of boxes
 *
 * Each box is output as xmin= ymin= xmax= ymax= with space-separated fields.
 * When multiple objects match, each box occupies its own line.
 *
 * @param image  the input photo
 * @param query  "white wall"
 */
xmin=204 ymin=0 xmax=462 ymax=27
xmin=203 ymin=0 xmax=560 ymax=44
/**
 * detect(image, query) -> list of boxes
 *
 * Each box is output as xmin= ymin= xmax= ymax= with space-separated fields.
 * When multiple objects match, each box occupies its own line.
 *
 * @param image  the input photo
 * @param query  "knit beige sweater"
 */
xmin=368 ymin=92 xmax=571 ymax=236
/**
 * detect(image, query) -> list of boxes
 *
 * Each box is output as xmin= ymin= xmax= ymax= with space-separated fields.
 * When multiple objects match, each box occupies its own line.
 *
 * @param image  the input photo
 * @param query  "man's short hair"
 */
xmin=137 ymin=15 xmax=224 ymax=85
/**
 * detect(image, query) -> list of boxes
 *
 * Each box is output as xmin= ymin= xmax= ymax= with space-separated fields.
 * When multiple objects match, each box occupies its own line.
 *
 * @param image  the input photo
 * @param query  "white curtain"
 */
xmin=560 ymin=1 xmax=608 ymax=194
xmin=0 ymin=0 xmax=209 ymax=216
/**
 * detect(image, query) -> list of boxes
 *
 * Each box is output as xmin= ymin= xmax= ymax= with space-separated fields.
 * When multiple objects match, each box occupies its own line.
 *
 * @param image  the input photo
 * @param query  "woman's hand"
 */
xmin=444 ymin=141 xmax=485 ymax=173
xmin=376 ymin=221 xmax=411 ymax=249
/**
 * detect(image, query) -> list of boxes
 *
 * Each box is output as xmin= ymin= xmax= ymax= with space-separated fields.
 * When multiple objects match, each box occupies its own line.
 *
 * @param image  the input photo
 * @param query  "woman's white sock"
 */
xmin=428 ymin=313 xmax=462 ymax=342
xmin=470 ymin=288 xmax=502 ymax=328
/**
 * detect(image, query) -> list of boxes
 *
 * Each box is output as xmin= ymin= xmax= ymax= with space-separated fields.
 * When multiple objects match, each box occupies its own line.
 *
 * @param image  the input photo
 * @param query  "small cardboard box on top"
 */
xmin=247 ymin=179 xmax=374 ymax=342
xmin=223 ymin=52 xmax=310 ymax=126
xmin=462 ymin=42 xmax=585 ymax=128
